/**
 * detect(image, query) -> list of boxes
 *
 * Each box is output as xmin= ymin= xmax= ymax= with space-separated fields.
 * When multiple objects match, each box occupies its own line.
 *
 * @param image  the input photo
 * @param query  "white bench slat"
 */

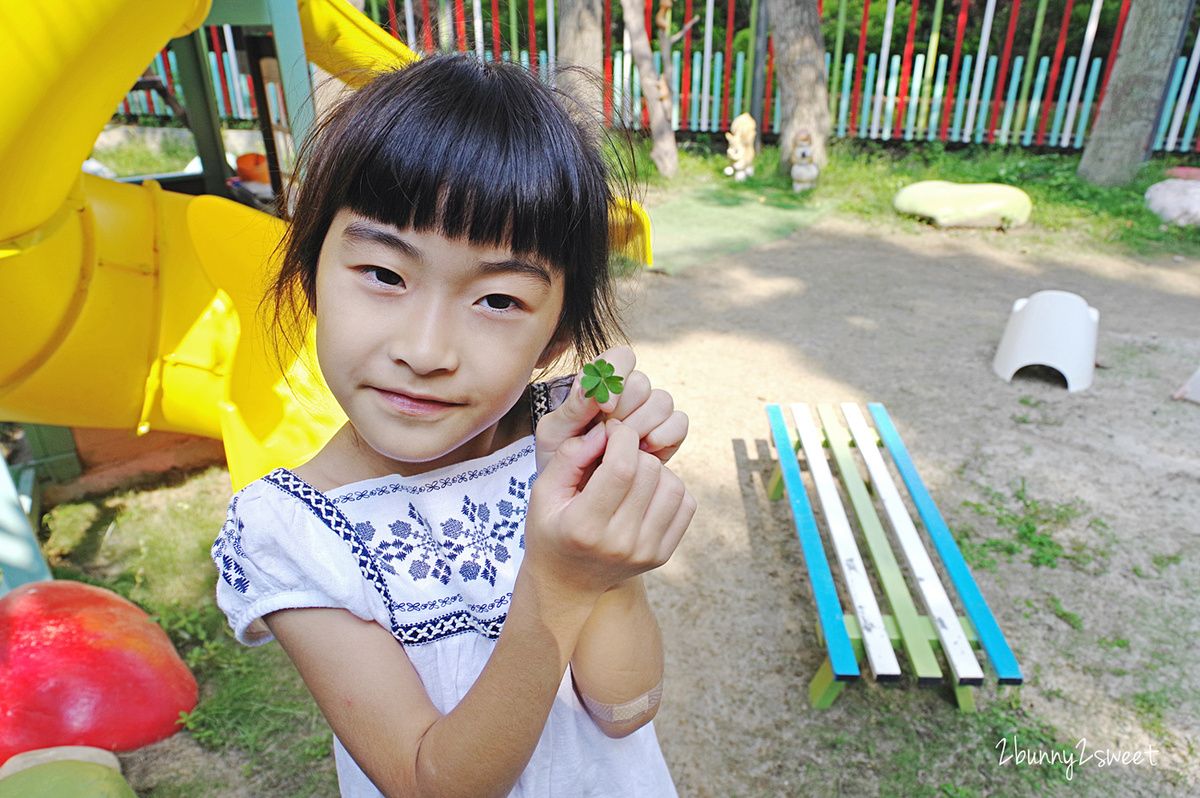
xmin=841 ymin=404 xmax=985 ymax=685
xmin=791 ymin=403 xmax=901 ymax=681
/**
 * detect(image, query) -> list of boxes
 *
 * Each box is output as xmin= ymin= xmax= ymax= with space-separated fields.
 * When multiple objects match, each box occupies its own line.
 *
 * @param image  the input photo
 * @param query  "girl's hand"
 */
xmin=535 ymin=345 xmax=689 ymax=472
xmin=525 ymin=418 xmax=695 ymax=598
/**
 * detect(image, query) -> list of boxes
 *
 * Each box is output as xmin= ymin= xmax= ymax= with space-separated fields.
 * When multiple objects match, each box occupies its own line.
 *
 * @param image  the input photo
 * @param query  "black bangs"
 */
xmin=274 ymin=53 xmax=626 ymax=364
xmin=338 ymin=55 xmax=611 ymax=277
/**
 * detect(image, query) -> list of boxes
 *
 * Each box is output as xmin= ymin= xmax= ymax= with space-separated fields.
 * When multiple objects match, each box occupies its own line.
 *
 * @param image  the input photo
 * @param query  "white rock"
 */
xmin=1144 ymin=179 xmax=1200 ymax=226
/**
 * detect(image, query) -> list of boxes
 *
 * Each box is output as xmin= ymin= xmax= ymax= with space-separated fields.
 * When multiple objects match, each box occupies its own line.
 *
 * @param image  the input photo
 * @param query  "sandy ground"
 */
xmin=114 ymin=214 xmax=1200 ymax=796
xmin=632 ymin=216 xmax=1200 ymax=796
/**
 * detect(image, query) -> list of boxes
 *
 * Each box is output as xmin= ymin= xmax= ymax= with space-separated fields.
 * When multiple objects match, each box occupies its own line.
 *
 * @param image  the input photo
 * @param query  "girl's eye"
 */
xmin=481 ymin=294 xmax=521 ymax=311
xmin=364 ymin=266 xmax=403 ymax=286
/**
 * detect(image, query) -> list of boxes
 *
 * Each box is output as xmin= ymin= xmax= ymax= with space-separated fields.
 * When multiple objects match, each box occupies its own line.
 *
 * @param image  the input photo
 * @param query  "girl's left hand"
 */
xmin=535 ymin=345 xmax=689 ymax=473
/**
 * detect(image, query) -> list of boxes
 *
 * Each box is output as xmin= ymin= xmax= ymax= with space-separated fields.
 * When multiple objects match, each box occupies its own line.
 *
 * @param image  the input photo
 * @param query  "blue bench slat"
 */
xmin=867 ymin=403 xmax=1024 ymax=685
xmin=766 ymin=404 xmax=860 ymax=681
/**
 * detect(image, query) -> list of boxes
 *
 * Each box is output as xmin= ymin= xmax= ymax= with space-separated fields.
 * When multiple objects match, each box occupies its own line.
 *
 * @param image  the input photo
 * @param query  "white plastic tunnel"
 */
xmin=993 ymin=290 xmax=1099 ymax=392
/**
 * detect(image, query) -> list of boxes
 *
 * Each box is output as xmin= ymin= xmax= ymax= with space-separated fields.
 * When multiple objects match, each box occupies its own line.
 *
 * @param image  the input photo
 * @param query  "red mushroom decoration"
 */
xmin=0 ymin=581 xmax=198 ymax=764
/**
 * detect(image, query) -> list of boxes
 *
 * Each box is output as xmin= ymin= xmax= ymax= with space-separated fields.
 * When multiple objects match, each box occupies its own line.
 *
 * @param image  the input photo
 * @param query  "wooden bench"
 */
xmin=766 ymin=402 xmax=1023 ymax=711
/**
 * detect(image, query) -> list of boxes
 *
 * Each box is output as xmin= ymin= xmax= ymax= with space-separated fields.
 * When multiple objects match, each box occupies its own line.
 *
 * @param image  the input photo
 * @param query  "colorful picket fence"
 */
xmin=118 ymin=0 xmax=1200 ymax=152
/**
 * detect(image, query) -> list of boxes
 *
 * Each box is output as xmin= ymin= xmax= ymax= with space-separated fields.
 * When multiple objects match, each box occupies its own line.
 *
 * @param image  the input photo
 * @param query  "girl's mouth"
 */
xmin=372 ymin=387 xmax=459 ymax=416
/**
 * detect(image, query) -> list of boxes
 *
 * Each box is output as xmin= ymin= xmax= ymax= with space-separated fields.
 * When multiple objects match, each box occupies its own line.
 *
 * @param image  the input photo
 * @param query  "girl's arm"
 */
xmin=267 ymin=419 xmax=693 ymax=798
xmin=569 ymin=576 xmax=666 ymax=737
xmin=534 ymin=346 xmax=691 ymax=735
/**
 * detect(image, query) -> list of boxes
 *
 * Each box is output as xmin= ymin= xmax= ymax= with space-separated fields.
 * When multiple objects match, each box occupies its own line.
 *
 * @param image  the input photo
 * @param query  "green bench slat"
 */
xmin=815 ymin=404 xmax=945 ymax=685
xmin=792 ymin=404 xmax=901 ymax=682
xmin=868 ymin=403 xmax=1024 ymax=685
xmin=840 ymin=403 xmax=985 ymax=686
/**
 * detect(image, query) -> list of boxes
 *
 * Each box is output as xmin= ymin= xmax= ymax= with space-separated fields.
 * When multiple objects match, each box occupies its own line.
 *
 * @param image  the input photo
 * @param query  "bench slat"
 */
xmin=867 ymin=403 xmax=1024 ymax=685
xmin=791 ymin=404 xmax=901 ymax=682
xmin=766 ymin=404 xmax=860 ymax=681
xmin=816 ymin=404 xmax=945 ymax=685
xmin=840 ymin=403 xmax=985 ymax=686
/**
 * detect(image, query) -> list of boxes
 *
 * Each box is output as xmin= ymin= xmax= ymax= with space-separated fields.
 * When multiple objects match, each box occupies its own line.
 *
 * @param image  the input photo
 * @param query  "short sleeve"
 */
xmin=212 ymin=476 xmax=391 ymax=645
xmin=530 ymin=374 xmax=575 ymax=428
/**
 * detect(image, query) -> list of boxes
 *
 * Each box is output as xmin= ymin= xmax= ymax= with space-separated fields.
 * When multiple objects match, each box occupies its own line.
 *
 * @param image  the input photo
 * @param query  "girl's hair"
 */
xmin=269 ymin=54 xmax=627 ymax=367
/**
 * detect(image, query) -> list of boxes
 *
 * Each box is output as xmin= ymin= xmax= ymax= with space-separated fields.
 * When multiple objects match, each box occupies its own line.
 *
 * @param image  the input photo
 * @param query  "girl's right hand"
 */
xmin=524 ymin=417 xmax=695 ymax=598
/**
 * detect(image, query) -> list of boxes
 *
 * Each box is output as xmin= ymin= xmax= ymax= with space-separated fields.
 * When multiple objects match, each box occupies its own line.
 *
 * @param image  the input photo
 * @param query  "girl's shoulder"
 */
xmin=530 ymin=374 xmax=575 ymax=428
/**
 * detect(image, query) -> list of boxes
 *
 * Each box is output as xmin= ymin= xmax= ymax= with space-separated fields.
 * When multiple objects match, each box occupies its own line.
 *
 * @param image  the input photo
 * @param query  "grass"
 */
xmin=956 ymin=479 xmax=1097 ymax=571
xmin=625 ymin=133 xmax=1200 ymax=266
xmin=803 ymin=687 xmax=1094 ymax=796
xmin=91 ymin=133 xmax=198 ymax=178
xmin=38 ymin=467 xmax=338 ymax=797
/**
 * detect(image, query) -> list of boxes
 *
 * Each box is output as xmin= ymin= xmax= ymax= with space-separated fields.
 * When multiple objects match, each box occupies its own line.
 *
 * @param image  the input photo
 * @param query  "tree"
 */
xmin=767 ymin=0 xmax=829 ymax=171
xmin=1077 ymin=0 xmax=1193 ymax=187
xmin=621 ymin=0 xmax=680 ymax=178
xmin=557 ymin=0 xmax=605 ymax=118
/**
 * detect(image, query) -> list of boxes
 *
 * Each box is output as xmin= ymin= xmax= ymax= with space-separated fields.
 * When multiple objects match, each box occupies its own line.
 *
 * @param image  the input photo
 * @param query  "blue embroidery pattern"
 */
xmin=363 ymin=473 xmax=532 ymax=588
xmin=213 ymin=495 xmax=250 ymax=595
xmin=214 ymin=462 xmax=535 ymax=646
xmin=331 ymin=443 xmax=534 ymax=504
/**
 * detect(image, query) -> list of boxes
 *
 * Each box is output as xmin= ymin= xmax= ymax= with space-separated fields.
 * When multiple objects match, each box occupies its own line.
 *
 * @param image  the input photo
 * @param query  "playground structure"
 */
xmin=0 ymin=0 xmax=652 ymax=499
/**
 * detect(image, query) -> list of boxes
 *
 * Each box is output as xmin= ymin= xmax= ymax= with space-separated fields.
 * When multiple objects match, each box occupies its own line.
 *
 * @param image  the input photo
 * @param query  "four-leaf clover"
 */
xmin=581 ymin=358 xmax=624 ymax=404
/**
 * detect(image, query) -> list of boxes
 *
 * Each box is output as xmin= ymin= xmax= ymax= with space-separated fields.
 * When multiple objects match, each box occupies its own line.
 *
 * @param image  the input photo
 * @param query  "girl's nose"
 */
xmin=390 ymin=301 xmax=459 ymax=375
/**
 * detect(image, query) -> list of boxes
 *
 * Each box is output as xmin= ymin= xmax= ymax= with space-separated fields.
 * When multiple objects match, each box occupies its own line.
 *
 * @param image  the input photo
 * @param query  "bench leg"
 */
xmin=809 ymin=658 xmax=848 ymax=708
xmin=953 ymin=683 xmax=976 ymax=713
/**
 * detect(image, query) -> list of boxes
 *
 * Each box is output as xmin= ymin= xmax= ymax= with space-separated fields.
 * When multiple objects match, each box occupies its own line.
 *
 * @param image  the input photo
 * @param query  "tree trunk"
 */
xmin=620 ymin=0 xmax=679 ymax=178
xmin=1077 ymin=0 xmax=1194 ymax=187
xmin=557 ymin=0 xmax=604 ymax=118
xmin=767 ymin=0 xmax=829 ymax=171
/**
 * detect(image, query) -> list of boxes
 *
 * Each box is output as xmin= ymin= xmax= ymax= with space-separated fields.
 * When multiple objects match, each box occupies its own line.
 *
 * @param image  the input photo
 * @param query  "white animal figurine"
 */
xmin=790 ymin=128 xmax=820 ymax=192
xmin=724 ymin=113 xmax=757 ymax=182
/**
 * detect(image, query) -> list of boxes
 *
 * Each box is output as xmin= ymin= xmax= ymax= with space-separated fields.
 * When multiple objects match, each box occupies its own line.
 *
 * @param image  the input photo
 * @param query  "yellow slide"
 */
xmin=0 ymin=0 xmax=418 ymax=488
xmin=0 ymin=0 xmax=647 ymax=491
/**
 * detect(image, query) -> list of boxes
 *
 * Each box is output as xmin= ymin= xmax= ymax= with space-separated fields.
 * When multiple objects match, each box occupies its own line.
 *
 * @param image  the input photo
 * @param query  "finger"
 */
xmin=606 ymin=451 xmax=665 ymax=551
xmin=612 ymin=385 xmax=673 ymax=439
xmin=606 ymin=370 xmax=653 ymax=424
xmin=638 ymin=410 xmax=690 ymax=464
xmin=654 ymin=481 xmax=697 ymax=564
xmin=634 ymin=466 xmax=687 ymax=557
xmin=535 ymin=422 xmax=608 ymax=501
xmin=535 ymin=371 xmax=602 ymax=471
xmin=577 ymin=420 xmax=642 ymax=516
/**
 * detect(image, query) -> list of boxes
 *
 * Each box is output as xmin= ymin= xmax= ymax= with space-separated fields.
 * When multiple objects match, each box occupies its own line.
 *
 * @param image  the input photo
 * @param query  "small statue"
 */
xmin=790 ymin=128 xmax=820 ymax=192
xmin=724 ymin=113 xmax=757 ymax=182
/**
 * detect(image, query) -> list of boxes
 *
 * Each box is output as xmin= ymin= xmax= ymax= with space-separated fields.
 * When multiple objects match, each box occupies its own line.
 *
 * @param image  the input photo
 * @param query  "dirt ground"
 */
xmin=632 ymin=216 xmax=1200 ymax=796
xmin=116 ymin=214 xmax=1199 ymax=796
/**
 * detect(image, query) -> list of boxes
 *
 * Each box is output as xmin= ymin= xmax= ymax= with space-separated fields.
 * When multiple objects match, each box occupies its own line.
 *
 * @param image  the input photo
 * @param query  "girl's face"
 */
xmin=313 ymin=209 xmax=566 ymax=479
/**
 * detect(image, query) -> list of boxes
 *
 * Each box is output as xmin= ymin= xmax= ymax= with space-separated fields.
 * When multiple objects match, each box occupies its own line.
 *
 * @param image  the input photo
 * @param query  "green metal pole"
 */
xmin=745 ymin=0 xmax=758 ymax=115
xmin=917 ymin=0 xmax=946 ymax=133
xmin=170 ymin=31 xmax=231 ymax=195
xmin=509 ymin=0 xmax=519 ymax=60
xmin=1014 ymin=0 xmax=1050 ymax=135
xmin=830 ymin=0 xmax=848 ymax=118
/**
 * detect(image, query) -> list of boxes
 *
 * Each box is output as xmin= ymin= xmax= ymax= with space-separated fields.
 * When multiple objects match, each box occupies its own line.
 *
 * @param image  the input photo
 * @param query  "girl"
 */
xmin=212 ymin=54 xmax=695 ymax=798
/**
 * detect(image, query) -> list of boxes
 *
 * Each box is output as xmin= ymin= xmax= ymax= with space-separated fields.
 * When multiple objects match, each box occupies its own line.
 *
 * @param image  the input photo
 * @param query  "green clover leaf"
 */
xmin=581 ymin=358 xmax=624 ymax=404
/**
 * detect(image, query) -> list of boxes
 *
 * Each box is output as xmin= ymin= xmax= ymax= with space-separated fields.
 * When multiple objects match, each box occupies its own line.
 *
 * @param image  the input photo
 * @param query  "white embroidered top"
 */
xmin=213 ymin=424 xmax=677 ymax=797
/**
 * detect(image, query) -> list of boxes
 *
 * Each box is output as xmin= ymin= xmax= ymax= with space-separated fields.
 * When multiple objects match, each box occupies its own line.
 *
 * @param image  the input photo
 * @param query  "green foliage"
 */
xmin=91 ymin=132 xmax=198 ymax=177
xmin=1047 ymin=597 xmax=1083 ymax=630
xmin=815 ymin=139 xmax=1200 ymax=259
xmin=828 ymin=687 xmax=1086 ymax=795
xmin=40 ymin=468 xmax=337 ymax=796
xmin=1130 ymin=689 xmax=1173 ymax=737
xmin=960 ymin=479 xmax=1086 ymax=569
xmin=582 ymin=358 xmax=625 ymax=403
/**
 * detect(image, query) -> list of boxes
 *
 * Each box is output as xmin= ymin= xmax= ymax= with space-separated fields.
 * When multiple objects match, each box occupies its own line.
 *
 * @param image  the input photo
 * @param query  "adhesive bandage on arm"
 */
xmin=579 ymin=679 xmax=663 ymax=723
